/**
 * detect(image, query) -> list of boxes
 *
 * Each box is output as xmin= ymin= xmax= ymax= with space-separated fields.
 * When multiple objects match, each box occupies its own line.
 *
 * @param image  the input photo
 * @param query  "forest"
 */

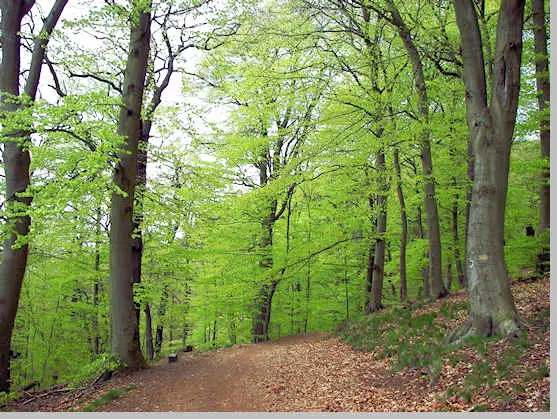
xmin=0 ymin=0 xmax=550 ymax=412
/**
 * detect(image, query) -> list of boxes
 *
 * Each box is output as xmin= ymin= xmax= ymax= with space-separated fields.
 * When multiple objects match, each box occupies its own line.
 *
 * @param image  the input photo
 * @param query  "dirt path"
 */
xmin=97 ymin=333 xmax=331 ymax=412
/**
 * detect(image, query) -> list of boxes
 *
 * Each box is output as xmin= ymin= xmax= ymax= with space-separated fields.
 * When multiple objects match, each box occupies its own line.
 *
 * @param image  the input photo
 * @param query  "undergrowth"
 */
xmin=337 ymin=293 xmax=549 ymax=410
xmin=82 ymin=385 xmax=137 ymax=412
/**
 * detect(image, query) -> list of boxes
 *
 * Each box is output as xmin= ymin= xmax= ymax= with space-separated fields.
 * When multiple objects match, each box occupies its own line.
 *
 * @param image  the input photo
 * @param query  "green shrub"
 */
xmin=82 ymin=385 xmax=137 ymax=412
xmin=71 ymin=354 xmax=120 ymax=387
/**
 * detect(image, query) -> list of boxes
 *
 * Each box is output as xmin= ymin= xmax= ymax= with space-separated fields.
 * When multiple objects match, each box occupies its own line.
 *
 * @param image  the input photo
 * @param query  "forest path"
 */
xmin=98 ymin=332 xmax=337 ymax=411
xmin=95 ymin=330 xmax=420 ymax=412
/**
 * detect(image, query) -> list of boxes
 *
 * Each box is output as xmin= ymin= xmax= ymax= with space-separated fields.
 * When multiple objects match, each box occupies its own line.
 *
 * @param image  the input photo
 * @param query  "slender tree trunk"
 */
xmin=451 ymin=177 xmax=466 ymax=286
xmin=533 ymin=0 xmax=550 ymax=253
xmin=344 ymin=257 xmax=350 ymax=320
xmin=383 ymin=0 xmax=446 ymax=299
xmin=446 ymin=261 xmax=453 ymax=291
xmin=0 ymin=0 xmax=67 ymax=392
xmin=304 ymin=201 xmax=311 ymax=333
xmin=413 ymin=163 xmax=430 ymax=298
xmin=449 ymin=0 xmax=524 ymax=341
xmin=144 ymin=304 xmax=154 ymax=360
xmin=394 ymin=149 xmax=408 ymax=302
xmin=109 ymin=7 xmax=151 ymax=369
xmin=365 ymin=242 xmax=375 ymax=304
xmin=93 ymin=209 xmax=102 ymax=356
xmin=367 ymin=150 xmax=388 ymax=313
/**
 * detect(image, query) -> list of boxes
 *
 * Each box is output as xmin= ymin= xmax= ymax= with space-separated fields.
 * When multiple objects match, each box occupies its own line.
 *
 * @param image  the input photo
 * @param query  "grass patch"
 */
xmin=82 ymin=385 xmax=137 ymax=412
xmin=338 ymin=303 xmax=466 ymax=375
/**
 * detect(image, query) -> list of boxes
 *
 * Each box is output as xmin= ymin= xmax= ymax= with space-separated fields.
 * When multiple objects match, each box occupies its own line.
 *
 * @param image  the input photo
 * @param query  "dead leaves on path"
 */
xmin=260 ymin=277 xmax=550 ymax=412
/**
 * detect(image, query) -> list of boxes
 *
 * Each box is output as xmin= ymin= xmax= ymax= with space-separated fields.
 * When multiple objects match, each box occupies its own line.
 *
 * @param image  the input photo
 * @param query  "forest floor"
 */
xmin=3 ymin=276 xmax=549 ymax=412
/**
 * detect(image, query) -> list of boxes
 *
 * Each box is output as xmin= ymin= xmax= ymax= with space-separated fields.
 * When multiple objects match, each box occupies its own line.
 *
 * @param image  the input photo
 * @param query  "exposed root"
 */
xmin=446 ymin=313 xmax=523 ymax=344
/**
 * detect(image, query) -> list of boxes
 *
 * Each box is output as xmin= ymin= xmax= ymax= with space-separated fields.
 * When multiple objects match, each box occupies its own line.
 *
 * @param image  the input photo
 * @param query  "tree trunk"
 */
xmin=0 ymin=0 xmax=67 ymax=393
xmin=344 ymin=256 xmax=350 ymax=319
xmin=449 ymin=0 xmax=524 ymax=342
xmin=367 ymin=149 xmax=387 ymax=313
xmin=252 ymin=281 xmax=279 ymax=342
xmin=109 ymin=7 xmax=151 ymax=369
xmin=533 ymin=0 xmax=550 ymax=274
xmin=252 ymin=204 xmax=276 ymax=342
xmin=451 ymin=177 xmax=466 ymax=287
xmin=394 ymin=149 xmax=408 ymax=302
xmin=384 ymin=0 xmax=446 ymax=300
xmin=445 ymin=261 xmax=453 ymax=291
xmin=144 ymin=304 xmax=154 ymax=360
xmin=154 ymin=325 xmax=164 ymax=355
xmin=414 ymin=172 xmax=430 ymax=298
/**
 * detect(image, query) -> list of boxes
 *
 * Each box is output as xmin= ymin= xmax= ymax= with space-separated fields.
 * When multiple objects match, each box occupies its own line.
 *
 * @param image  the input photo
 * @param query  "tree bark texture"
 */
xmin=110 ymin=8 xmax=151 ymax=369
xmin=0 ymin=0 xmax=67 ymax=392
xmin=449 ymin=0 xmax=524 ymax=341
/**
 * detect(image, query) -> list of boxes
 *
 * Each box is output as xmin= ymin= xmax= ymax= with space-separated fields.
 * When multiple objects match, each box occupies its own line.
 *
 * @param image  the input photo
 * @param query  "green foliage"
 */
xmin=71 ymin=354 xmax=120 ymax=388
xmin=82 ymin=385 xmax=137 ymax=412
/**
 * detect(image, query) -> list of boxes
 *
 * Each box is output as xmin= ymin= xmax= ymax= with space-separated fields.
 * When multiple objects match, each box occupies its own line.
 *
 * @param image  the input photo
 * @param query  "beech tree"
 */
xmin=109 ymin=1 xmax=151 ymax=369
xmin=449 ymin=0 xmax=525 ymax=341
xmin=0 ymin=0 xmax=68 ymax=392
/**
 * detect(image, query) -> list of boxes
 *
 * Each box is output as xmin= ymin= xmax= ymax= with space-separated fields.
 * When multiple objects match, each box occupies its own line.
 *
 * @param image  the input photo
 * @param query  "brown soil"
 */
xmin=99 ymin=333 xmax=329 ymax=412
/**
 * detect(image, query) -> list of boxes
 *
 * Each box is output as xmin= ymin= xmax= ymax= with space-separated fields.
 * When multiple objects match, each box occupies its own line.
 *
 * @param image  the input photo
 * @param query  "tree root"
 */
xmin=446 ymin=314 xmax=525 ymax=345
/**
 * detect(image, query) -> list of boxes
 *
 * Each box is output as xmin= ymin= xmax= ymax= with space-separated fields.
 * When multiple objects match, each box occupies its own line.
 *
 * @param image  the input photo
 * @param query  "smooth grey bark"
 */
xmin=0 ymin=0 xmax=68 ymax=393
xmin=379 ymin=0 xmax=446 ymax=300
xmin=449 ymin=0 xmax=524 ymax=341
xmin=109 ymin=8 xmax=151 ymax=369
xmin=532 ymin=0 xmax=550 ymax=235
xmin=394 ymin=149 xmax=408 ymax=302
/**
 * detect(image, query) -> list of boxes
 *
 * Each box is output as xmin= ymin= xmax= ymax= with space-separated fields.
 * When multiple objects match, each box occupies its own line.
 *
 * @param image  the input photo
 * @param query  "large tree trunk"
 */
xmin=394 ymin=149 xmax=408 ymax=302
xmin=532 ymin=0 xmax=549 ymax=234
xmin=109 ymin=7 xmax=151 ymax=369
xmin=0 ymin=0 xmax=67 ymax=392
xmin=383 ymin=0 xmax=446 ymax=300
xmin=449 ymin=0 xmax=524 ymax=342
